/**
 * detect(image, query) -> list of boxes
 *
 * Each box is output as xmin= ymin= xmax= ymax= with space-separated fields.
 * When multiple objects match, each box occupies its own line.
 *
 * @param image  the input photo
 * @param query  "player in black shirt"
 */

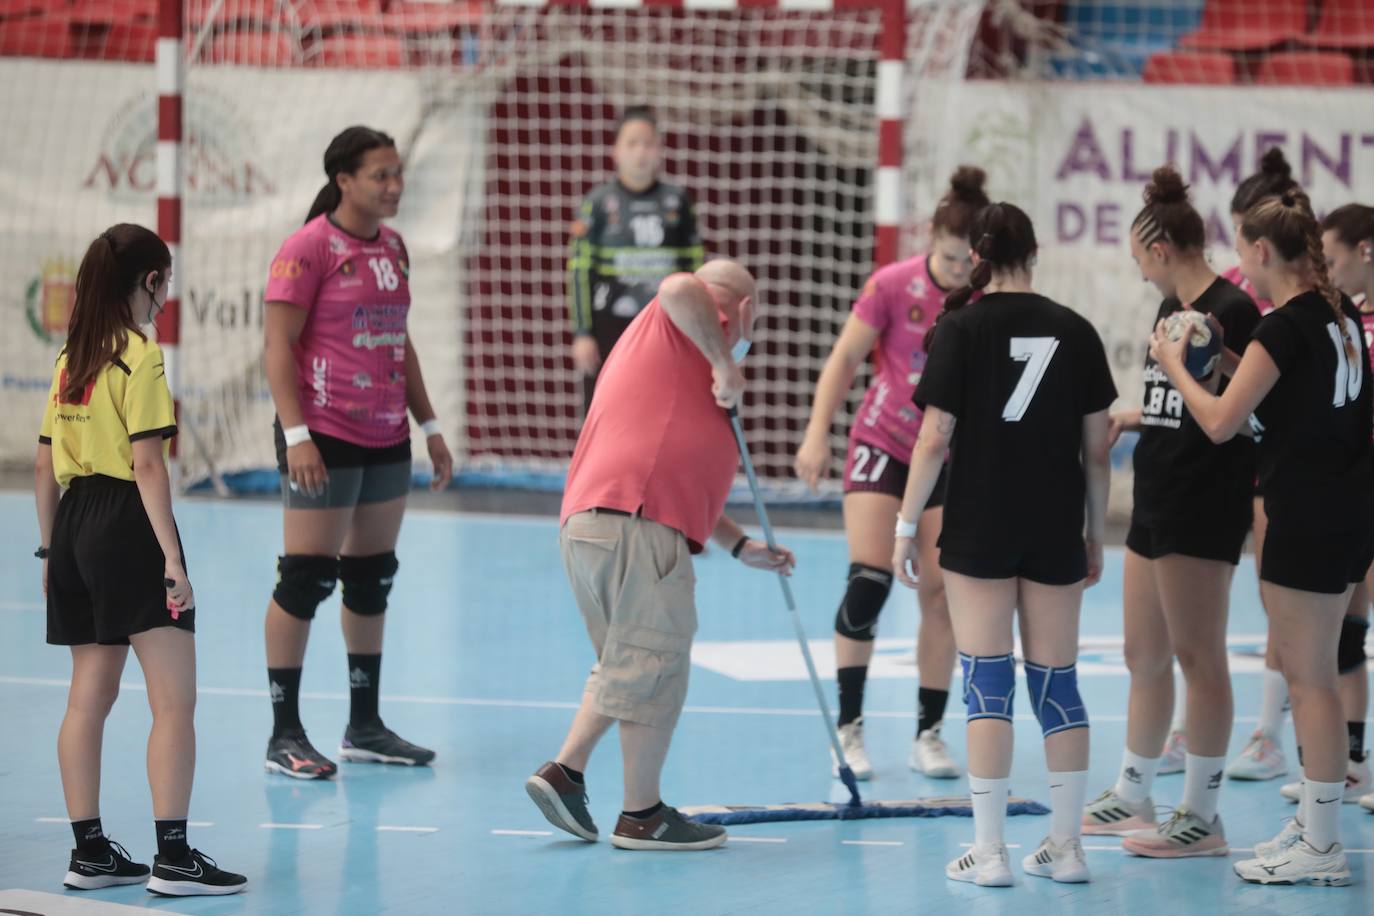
xmin=893 ymin=203 xmax=1116 ymax=886
xmin=1150 ymin=189 xmax=1373 ymax=887
xmin=1084 ymin=167 xmax=1261 ymax=859
xmin=567 ymin=106 xmax=704 ymax=409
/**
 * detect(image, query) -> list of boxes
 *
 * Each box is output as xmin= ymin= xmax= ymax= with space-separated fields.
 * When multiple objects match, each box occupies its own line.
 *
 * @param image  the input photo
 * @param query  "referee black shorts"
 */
xmin=47 ymin=475 xmax=194 ymax=646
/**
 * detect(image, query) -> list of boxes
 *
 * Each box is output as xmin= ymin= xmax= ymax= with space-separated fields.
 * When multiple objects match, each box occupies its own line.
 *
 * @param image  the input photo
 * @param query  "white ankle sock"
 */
xmin=1301 ymin=777 xmax=1344 ymax=851
xmin=1257 ymin=667 xmax=1289 ymax=736
xmin=969 ymin=775 xmax=1009 ymax=849
xmin=1113 ymin=749 xmax=1160 ymax=805
xmin=1049 ymin=770 xmax=1089 ymax=845
xmin=1181 ymin=753 xmax=1226 ymax=821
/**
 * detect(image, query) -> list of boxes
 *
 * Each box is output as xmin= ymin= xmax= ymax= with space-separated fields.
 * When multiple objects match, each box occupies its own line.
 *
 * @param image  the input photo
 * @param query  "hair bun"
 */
xmin=1260 ymin=147 xmax=1292 ymax=179
xmin=1144 ymin=165 xmax=1188 ymax=206
xmin=949 ymin=165 xmax=989 ymax=205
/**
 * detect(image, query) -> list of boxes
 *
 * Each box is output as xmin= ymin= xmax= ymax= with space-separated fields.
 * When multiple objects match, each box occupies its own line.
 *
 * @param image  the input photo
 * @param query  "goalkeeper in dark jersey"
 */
xmin=568 ymin=105 xmax=705 ymax=408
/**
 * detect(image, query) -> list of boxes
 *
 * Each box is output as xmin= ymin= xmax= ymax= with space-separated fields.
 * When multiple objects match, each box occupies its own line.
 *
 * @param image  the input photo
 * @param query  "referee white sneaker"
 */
xmin=1225 ymin=729 xmax=1288 ymax=781
xmin=832 ymin=718 xmax=873 ymax=781
xmin=1023 ymin=836 xmax=1090 ymax=883
xmin=1234 ymin=837 xmax=1351 ymax=886
xmin=1278 ymin=759 xmax=1371 ymax=803
xmin=946 ymin=843 xmax=1014 ymax=887
xmin=910 ymin=724 xmax=961 ymax=778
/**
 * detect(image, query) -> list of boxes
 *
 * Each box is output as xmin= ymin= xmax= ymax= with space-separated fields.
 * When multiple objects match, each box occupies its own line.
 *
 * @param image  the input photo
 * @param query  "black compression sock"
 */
xmin=918 ymin=687 xmax=950 ymax=736
xmin=155 ymin=819 xmax=189 ymax=862
xmin=837 ymin=666 xmax=868 ymax=727
xmin=1350 ymin=721 xmax=1367 ymax=764
xmin=347 ymin=653 xmax=383 ymax=728
xmin=267 ymin=667 xmax=303 ymax=738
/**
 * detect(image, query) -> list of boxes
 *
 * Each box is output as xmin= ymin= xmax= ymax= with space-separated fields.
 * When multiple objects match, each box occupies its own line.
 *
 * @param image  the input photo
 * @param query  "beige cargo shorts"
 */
xmin=559 ymin=509 xmax=698 ymax=729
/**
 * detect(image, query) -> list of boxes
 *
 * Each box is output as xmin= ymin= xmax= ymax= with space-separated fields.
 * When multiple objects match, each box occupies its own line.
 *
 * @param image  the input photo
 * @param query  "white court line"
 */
xmin=0 ymin=601 xmax=41 ymax=612
xmin=842 ymin=840 xmax=904 ymax=847
xmin=491 ymin=829 xmax=553 ymax=837
xmin=35 ymin=817 xmax=69 ymax=824
xmin=728 ymin=837 xmax=788 ymax=844
xmin=377 ymin=826 xmax=439 ymax=834
xmin=189 ymin=821 xmax=214 ymax=828
xmin=961 ymin=842 xmax=1022 ymax=849
xmin=259 ymin=823 xmax=323 ymax=830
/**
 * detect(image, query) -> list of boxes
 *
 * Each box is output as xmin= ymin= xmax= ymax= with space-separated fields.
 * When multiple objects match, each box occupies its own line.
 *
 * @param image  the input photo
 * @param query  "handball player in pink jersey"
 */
xmin=794 ymin=167 xmax=988 ymax=780
xmin=259 ymin=127 xmax=454 ymax=779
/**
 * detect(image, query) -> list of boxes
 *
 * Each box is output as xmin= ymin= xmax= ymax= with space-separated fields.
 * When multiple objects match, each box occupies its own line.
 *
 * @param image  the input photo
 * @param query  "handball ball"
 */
xmin=1164 ymin=310 xmax=1221 ymax=379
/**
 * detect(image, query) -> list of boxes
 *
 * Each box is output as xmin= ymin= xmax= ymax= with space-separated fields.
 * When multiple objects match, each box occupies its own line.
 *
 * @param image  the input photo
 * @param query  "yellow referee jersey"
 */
xmin=39 ymin=333 xmax=177 ymax=488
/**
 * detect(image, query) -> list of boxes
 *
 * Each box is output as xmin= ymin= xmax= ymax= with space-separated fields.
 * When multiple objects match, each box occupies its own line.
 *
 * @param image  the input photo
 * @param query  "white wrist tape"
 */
xmin=421 ymin=419 xmax=442 ymax=438
xmin=282 ymin=425 xmax=312 ymax=447
xmin=894 ymin=516 xmax=917 ymax=539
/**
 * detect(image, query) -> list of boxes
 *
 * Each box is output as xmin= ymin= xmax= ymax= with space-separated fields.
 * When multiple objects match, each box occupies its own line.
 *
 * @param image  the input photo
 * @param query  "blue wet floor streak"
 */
xmin=0 ymin=491 xmax=1371 ymax=914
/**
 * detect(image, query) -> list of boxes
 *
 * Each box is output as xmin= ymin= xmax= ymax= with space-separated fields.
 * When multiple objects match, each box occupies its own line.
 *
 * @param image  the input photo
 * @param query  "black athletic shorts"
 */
xmin=47 ymin=475 xmax=194 ymax=646
xmin=1260 ymin=521 xmax=1374 ymax=595
xmin=1126 ymin=512 xmax=1251 ymax=566
xmin=939 ymin=537 xmax=1087 ymax=587
xmin=273 ymin=419 xmax=411 ymax=510
xmin=842 ymin=441 xmax=947 ymax=510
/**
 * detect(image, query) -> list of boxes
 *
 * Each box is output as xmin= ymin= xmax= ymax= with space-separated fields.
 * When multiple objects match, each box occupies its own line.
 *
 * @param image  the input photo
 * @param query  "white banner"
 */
xmin=0 ymin=60 xmax=478 ymax=479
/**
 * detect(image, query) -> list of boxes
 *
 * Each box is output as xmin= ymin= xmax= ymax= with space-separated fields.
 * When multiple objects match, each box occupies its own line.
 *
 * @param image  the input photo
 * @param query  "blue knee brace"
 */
xmin=1024 ymin=660 xmax=1088 ymax=736
xmin=959 ymin=652 xmax=1016 ymax=722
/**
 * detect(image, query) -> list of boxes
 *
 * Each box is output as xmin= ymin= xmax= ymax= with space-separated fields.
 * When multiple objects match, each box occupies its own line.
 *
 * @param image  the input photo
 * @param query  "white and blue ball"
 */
xmin=1164 ymin=310 xmax=1221 ymax=379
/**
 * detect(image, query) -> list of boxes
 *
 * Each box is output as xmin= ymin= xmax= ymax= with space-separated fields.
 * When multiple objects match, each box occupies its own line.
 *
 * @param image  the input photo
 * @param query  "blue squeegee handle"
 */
xmin=727 ymin=407 xmax=857 ymax=792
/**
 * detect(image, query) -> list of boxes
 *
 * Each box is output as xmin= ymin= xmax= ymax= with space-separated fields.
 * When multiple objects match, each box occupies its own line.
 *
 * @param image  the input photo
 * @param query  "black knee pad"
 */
xmin=340 ymin=552 xmax=399 ymax=616
xmin=1339 ymin=615 xmax=1369 ymax=675
xmin=273 ymin=555 xmax=339 ymax=621
xmin=834 ymin=563 xmax=893 ymax=641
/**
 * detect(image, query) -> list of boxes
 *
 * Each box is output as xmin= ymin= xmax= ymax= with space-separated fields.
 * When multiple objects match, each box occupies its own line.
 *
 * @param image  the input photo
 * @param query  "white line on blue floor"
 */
xmin=842 ymin=840 xmax=904 ymax=847
xmin=0 ymin=601 xmax=41 ymax=612
xmin=259 ymin=823 xmax=322 ymax=830
xmin=728 ymin=837 xmax=788 ymax=844
xmin=35 ymin=818 xmax=68 ymax=824
xmin=188 ymin=821 xmax=214 ymax=828
xmin=492 ymin=829 xmax=553 ymax=837
xmin=961 ymin=843 xmax=1022 ymax=849
xmin=377 ymin=826 xmax=438 ymax=833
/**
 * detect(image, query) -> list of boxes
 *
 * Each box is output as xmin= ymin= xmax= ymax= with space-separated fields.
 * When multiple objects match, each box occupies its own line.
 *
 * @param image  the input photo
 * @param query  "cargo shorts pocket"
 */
xmin=597 ymin=623 xmax=691 ymax=706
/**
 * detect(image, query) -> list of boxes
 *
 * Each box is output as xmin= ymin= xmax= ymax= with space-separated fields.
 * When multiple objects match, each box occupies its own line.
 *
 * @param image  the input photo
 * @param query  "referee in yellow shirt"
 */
xmin=34 ymin=224 xmax=245 ymax=897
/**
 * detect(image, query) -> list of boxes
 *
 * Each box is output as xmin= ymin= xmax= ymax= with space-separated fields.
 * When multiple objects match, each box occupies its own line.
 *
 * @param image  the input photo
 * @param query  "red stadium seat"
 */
xmin=312 ymin=33 xmax=405 ymax=68
xmin=384 ymin=0 xmax=480 ymax=35
xmin=204 ymin=30 xmax=301 ymax=66
xmin=0 ymin=0 xmax=45 ymax=21
xmin=1143 ymin=50 xmax=1235 ymax=84
xmin=1255 ymin=51 xmax=1355 ymax=86
xmin=0 ymin=17 xmax=73 ymax=58
xmin=1178 ymin=0 xmax=1306 ymax=52
xmin=1299 ymin=0 xmax=1374 ymax=50
xmin=80 ymin=21 xmax=158 ymax=62
xmin=68 ymin=0 xmax=157 ymax=26
xmin=313 ymin=0 xmax=383 ymax=32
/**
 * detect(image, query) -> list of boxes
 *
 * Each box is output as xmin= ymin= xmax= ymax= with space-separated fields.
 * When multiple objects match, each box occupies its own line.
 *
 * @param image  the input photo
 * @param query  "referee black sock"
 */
xmin=155 ymin=819 xmax=189 ymax=862
xmin=71 ymin=817 xmax=106 ymax=854
xmin=918 ymin=687 xmax=950 ymax=736
xmin=267 ymin=667 xmax=303 ymax=739
xmin=348 ymin=653 xmax=383 ymax=728
xmin=1350 ymin=722 xmax=1367 ymax=764
xmin=837 ymin=666 xmax=868 ymax=727
xmin=622 ymin=802 xmax=664 ymax=820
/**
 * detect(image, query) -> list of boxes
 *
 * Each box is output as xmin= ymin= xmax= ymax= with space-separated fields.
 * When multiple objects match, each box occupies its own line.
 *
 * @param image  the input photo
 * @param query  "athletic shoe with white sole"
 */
xmin=1234 ymin=838 xmax=1351 ymax=886
xmin=1122 ymin=806 xmax=1228 ymax=858
xmin=146 ymin=849 xmax=247 ymax=897
xmin=1081 ymin=788 xmax=1158 ymax=836
xmin=831 ymin=718 xmax=873 ymax=781
xmin=63 ymin=839 xmax=149 ymax=890
xmin=1225 ymin=729 xmax=1288 ymax=781
xmin=610 ymin=806 xmax=726 ymax=851
xmin=1022 ymin=836 xmax=1090 ymax=883
xmin=1278 ymin=759 xmax=1371 ymax=804
xmin=910 ymin=724 xmax=961 ymax=779
xmin=1253 ymin=817 xmax=1303 ymax=859
xmin=264 ymin=729 xmax=337 ymax=780
xmin=1158 ymin=730 xmax=1187 ymax=775
xmin=339 ymin=721 xmax=435 ymax=766
xmin=525 ymin=760 xmax=598 ymax=841
xmin=946 ymin=843 xmax=1014 ymax=887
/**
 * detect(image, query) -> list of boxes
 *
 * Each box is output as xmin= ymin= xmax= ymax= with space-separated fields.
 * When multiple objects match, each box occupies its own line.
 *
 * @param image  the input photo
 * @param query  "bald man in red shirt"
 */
xmin=526 ymin=260 xmax=796 ymax=851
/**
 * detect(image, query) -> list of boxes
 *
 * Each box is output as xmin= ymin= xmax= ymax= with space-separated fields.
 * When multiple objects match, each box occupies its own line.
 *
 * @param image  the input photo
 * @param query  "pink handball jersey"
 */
xmin=1221 ymin=265 xmax=1274 ymax=315
xmin=266 ymin=215 xmax=411 ymax=448
xmin=849 ymin=254 xmax=950 ymax=461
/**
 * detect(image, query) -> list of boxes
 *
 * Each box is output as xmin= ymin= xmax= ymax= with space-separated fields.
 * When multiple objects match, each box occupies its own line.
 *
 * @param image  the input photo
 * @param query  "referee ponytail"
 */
xmin=63 ymin=224 xmax=170 ymax=404
xmin=924 ymin=202 xmax=1037 ymax=351
xmin=306 ymin=126 xmax=397 ymax=224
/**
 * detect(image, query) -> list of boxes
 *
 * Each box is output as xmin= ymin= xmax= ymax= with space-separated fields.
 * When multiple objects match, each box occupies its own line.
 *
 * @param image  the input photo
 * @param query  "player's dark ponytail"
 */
xmin=305 ymin=126 xmax=397 ymax=224
xmin=63 ymin=224 xmax=169 ymax=403
xmin=1133 ymin=165 xmax=1204 ymax=252
xmin=924 ymin=202 xmax=1037 ymax=351
xmin=1231 ymin=147 xmax=1296 ymax=217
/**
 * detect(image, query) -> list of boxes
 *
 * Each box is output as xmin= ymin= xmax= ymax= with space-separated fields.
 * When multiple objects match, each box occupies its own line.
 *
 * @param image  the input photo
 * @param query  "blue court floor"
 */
xmin=1 ymin=490 xmax=1372 ymax=915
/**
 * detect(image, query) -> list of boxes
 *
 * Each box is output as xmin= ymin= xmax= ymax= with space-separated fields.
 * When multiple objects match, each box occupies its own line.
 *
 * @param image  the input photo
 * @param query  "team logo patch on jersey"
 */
xmin=24 ymin=257 xmax=76 ymax=344
xmin=387 ymin=236 xmax=401 ymax=252
xmin=908 ymin=305 xmax=925 ymax=324
xmin=270 ymin=258 xmax=303 ymax=279
xmin=398 ymin=259 xmax=409 ymax=279
xmin=353 ymin=372 xmax=372 ymax=389
xmin=907 ymin=276 xmax=927 ymax=299
xmin=329 ymin=235 xmax=349 ymax=256
xmin=340 ymin=260 xmax=356 ymax=276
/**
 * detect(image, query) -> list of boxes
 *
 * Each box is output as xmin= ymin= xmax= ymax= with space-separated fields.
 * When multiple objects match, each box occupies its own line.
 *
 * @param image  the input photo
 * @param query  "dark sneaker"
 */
xmin=63 ymin=839 xmax=150 ymax=889
xmin=525 ymin=761 xmax=598 ymax=841
xmin=340 ymin=721 xmax=435 ymax=766
xmin=146 ymin=849 xmax=247 ymax=897
xmin=610 ymin=805 xmax=727 ymax=851
xmin=265 ymin=729 xmax=338 ymax=779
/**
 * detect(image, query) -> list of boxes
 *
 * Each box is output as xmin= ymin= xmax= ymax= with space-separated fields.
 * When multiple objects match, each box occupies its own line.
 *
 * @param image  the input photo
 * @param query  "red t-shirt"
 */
xmin=560 ymin=297 xmax=737 ymax=552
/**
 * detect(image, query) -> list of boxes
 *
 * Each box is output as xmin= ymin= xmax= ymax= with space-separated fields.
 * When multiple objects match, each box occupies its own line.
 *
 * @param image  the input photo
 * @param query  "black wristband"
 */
xmin=731 ymin=536 xmax=749 ymax=559
xmin=34 ymin=546 xmax=48 ymax=559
